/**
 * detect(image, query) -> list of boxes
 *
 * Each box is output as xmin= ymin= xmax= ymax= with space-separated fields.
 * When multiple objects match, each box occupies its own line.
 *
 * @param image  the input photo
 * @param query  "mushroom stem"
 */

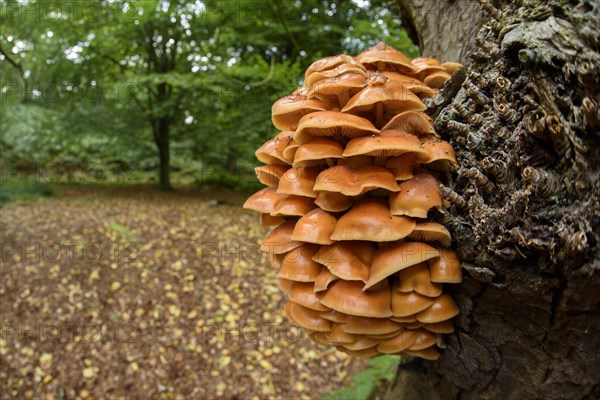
xmin=337 ymin=91 xmax=350 ymax=108
xmin=374 ymin=156 xmax=387 ymax=167
xmin=326 ymin=157 xmax=336 ymax=168
xmin=375 ymin=102 xmax=384 ymax=128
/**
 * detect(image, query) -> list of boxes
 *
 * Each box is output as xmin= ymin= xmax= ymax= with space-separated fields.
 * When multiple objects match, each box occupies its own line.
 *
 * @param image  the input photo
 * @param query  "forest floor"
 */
xmin=0 ymin=184 xmax=365 ymax=399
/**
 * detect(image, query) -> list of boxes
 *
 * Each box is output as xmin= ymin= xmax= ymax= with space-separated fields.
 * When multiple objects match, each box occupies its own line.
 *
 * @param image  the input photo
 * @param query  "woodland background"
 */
xmin=1 ymin=0 xmax=418 ymax=192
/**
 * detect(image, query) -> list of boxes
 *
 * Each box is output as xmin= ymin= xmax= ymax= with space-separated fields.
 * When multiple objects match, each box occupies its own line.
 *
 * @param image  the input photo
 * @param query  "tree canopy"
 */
xmin=0 ymin=0 xmax=417 ymax=188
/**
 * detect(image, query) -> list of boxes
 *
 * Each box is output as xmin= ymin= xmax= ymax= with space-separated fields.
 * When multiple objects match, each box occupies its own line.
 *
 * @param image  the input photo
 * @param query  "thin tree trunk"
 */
xmin=154 ymin=117 xmax=172 ymax=191
xmin=386 ymin=1 xmax=600 ymax=399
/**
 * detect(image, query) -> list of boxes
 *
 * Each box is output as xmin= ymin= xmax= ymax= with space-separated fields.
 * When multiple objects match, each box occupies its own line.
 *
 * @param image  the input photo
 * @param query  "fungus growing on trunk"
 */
xmin=244 ymin=42 xmax=463 ymax=360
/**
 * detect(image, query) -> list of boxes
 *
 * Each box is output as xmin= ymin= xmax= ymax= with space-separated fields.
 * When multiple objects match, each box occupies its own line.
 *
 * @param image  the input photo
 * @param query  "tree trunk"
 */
xmin=154 ymin=117 xmax=172 ymax=191
xmin=387 ymin=1 xmax=600 ymax=399
xmin=397 ymin=0 xmax=487 ymax=63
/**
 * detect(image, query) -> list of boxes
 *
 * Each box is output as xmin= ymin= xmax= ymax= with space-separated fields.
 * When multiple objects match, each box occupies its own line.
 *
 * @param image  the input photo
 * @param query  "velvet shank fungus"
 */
xmin=245 ymin=43 xmax=462 ymax=360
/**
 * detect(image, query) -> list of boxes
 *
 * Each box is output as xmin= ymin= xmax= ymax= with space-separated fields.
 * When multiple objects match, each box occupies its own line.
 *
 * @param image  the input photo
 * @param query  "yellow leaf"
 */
xmin=217 ymin=356 xmax=231 ymax=367
xmin=82 ymin=367 xmax=96 ymax=379
xmin=110 ymin=281 xmax=121 ymax=292
xmin=168 ymin=305 xmax=181 ymax=317
xmin=259 ymin=360 xmax=273 ymax=370
xmin=39 ymin=353 xmax=52 ymax=369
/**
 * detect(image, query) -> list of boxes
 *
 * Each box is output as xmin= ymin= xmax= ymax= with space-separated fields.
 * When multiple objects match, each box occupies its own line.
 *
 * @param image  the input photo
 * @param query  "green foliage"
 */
xmin=0 ymin=0 xmax=417 ymax=189
xmin=322 ymin=355 xmax=401 ymax=400
xmin=0 ymin=179 xmax=53 ymax=207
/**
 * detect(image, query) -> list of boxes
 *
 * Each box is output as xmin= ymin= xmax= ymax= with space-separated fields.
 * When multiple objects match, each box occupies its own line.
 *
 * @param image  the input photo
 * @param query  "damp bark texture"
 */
xmin=387 ymin=0 xmax=600 ymax=399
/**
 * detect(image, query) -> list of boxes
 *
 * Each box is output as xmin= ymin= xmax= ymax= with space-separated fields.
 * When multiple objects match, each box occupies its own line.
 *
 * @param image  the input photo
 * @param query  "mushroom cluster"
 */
xmin=244 ymin=42 xmax=462 ymax=360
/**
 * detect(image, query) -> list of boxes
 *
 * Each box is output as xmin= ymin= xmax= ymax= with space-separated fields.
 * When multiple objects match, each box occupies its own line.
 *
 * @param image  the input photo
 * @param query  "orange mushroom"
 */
xmin=314 ymin=165 xmax=400 ymax=196
xmin=330 ymin=200 xmax=416 ymax=242
xmin=389 ymin=173 xmax=443 ymax=218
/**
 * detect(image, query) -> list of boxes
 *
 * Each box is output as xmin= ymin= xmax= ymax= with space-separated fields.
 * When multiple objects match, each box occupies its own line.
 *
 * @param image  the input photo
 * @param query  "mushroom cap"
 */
xmin=314 ymin=165 xmax=400 ymax=196
xmin=365 ymin=329 xmax=406 ymax=340
xmin=342 ymin=77 xmax=426 ymax=116
xmin=389 ymin=173 xmax=442 ymax=218
xmin=292 ymin=137 xmax=344 ymax=167
xmin=331 ymin=199 xmax=416 ymax=242
xmin=343 ymin=130 xmax=428 ymax=158
xmin=272 ymin=95 xmax=331 ymax=131
xmin=365 ymin=242 xmax=440 ymax=290
xmin=402 ymin=347 xmax=441 ymax=361
xmin=376 ymin=329 xmax=419 ymax=353
xmin=381 ymin=110 xmax=436 ymax=136
xmin=279 ymin=278 xmax=294 ymax=294
xmin=314 ymin=191 xmax=353 ymax=213
xmin=396 ymin=262 xmax=443 ymax=297
xmin=342 ymin=315 xmax=402 ymax=335
xmin=407 ymin=222 xmax=452 ymax=247
xmin=424 ymin=71 xmax=452 ymax=89
xmin=407 ymin=329 xmax=437 ymax=351
xmin=285 ymin=301 xmax=332 ymax=332
xmin=255 ymin=164 xmax=289 ymax=187
xmin=442 ymin=61 xmax=462 ymax=74
xmin=314 ymin=269 xmax=339 ymax=292
xmin=307 ymin=331 xmax=330 ymax=345
xmin=428 ymin=248 xmax=462 ymax=283
xmin=416 ymin=294 xmax=459 ymax=323
xmin=321 ymin=280 xmax=393 ymax=318
xmin=243 ymin=187 xmax=285 ymax=214
xmin=390 ymin=315 xmax=418 ymax=323
xmin=305 ymin=63 xmax=367 ymax=87
xmin=261 ymin=220 xmax=303 ymax=254
xmin=270 ymin=253 xmax=285 ymax=269
xmin=342 ymin=346 xmax=381 ymax=358
xmin=271 ymin=195 xmax=316 ymax=217
xmin=260 ymin=213 xmax=286 ymax=227
xmin=276 ymin=167 xmax=320 ymax=198
xmin=410 ymin=57 xmax=446 ymax=79
xmin=291 ymin=208 xmax=337 ymax=245
xmin=279 ymin=244 xmax=323 ymax=282
xmin=318 ymin=309 xmax=348 ymax=323
xmin=282 ymin=140 xmax=300 ymax=164
xmin=255 ymin=131 xmax=294 ymax=165
xmin=402 ymin=321 xmax=425 ymax=330
xmin=313 ymin=241 xmax=375 ymax=283
xmin=292 ymin=86 xmax=309 ymax=96
xmin=423 ymin=320 xmax=455 ymax=334
xmin=342 ymin=336 xmax=379 ymax=351
xmin=289 ymin=282 xmax=329 ymax=311
xmin=356 ymin=42 xmax=417 ymax=74
xmin=307 ymin=72 xmax=366 ymax=98
xmin=323 ymin=324 xmax=361 ymax=344
xmin=420 ymin=139 xmax=459 ymax=171
xmin=304 ymin=54 xmax=361 ymax=81
xmin=384 ymin=155 xmax=421 ymax=181
xmin=391 ymin=286 xmax=436 ymax=317
xmin=294 ymin=111 xmax=379 ymax=144
xmin=380 ymin=71 xmax=438 ymax=98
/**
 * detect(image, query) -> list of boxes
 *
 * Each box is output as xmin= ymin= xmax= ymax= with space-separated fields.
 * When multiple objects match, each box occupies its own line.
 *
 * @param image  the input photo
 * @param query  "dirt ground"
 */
xmin=0 ymin=184 xmax=365 ymax=399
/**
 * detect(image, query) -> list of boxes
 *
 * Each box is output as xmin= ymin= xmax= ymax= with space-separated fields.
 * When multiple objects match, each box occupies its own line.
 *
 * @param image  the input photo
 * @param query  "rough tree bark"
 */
xmin=387 ymin=1 xmax=600 ymax=399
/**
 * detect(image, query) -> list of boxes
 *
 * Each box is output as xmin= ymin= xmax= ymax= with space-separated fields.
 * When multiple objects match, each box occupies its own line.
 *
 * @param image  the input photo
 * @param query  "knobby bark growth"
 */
xmin=387 ymin=1 xmax=600 ymax=399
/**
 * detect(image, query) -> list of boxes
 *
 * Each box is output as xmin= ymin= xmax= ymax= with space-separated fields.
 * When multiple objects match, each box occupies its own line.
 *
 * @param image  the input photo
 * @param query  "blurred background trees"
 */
xmin=0 ymin=0 xmax=417 ymax=189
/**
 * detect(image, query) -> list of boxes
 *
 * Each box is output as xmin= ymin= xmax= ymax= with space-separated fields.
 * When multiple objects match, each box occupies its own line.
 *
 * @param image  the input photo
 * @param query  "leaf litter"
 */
xmin=0 ymin=185 xmax=365 ymax=399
